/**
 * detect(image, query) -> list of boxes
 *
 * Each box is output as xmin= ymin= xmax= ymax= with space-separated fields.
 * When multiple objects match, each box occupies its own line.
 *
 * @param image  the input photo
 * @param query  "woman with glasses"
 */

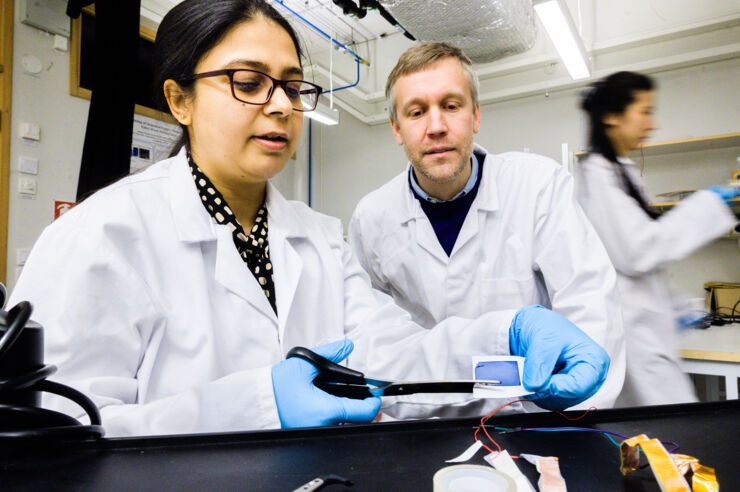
xmin=9 ymin=0 xmax=610 ymax=436
xmin=576 ymin=71 xmax=739 ymax=406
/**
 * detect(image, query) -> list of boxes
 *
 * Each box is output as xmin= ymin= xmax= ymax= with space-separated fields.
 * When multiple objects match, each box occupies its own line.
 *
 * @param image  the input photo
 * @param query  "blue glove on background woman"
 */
xmin=706 ymin=185 xmax=740 ymax=205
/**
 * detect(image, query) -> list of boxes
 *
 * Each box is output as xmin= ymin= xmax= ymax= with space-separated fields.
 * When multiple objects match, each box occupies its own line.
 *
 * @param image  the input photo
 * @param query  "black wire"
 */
xmin=0 ymin=302 xmax=31 ymax=360
xmin=731 ymin=299 xmax=740 ymax=324
xmin=0 ymin=364 xmax=56 ymax=391
xmin=706 ymin=303 xmax=740 ymax=325
xmin=0 ymin=302 xmax=105 ymax=441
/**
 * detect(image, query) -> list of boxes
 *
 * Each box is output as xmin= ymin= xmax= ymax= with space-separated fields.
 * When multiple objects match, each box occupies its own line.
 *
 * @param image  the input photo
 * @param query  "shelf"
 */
xmin=575 ymin=131 xmax=740 ymax=157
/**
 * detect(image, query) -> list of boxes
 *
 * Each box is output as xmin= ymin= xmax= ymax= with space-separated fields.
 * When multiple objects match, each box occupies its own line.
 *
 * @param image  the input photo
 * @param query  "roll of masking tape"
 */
xmin=433 ymin=465 xmax=517 ymax=492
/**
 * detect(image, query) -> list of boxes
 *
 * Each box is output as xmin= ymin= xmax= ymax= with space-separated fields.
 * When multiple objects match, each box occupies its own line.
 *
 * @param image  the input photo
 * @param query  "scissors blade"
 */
xmin=314 ymin=379 xmax=500 ymax=399
xmin=377 ymin=380 xmax=501 ymax=397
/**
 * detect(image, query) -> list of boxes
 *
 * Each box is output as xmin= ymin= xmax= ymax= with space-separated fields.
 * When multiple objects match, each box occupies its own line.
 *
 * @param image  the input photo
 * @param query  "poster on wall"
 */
xmin=131 ymin=114 xmax=182 ymax=173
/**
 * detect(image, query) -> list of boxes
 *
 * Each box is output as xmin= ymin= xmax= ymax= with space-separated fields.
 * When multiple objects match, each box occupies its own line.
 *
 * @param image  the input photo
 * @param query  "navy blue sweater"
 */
xmin=410 ymin=152 xmax=485 ymax=256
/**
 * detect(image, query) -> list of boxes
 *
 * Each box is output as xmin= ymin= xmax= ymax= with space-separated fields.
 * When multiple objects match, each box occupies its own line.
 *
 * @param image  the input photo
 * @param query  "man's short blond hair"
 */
xmin=385 ymin=42 xmax=480 ymax=123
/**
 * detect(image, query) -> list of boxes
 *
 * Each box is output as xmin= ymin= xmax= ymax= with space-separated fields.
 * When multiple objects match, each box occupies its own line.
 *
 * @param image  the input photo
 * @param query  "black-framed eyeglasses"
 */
xmin=188 ymin=68 xmax=323 ymax=112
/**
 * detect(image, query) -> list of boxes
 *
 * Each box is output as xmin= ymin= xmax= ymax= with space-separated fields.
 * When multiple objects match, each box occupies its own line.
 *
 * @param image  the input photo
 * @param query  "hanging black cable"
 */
xmin=0 ymin=301 xmax=105 ymax=442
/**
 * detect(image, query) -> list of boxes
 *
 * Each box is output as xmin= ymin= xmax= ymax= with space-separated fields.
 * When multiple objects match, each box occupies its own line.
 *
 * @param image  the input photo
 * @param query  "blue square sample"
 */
xmin=474 ymin=361 xmax=521 ymax=386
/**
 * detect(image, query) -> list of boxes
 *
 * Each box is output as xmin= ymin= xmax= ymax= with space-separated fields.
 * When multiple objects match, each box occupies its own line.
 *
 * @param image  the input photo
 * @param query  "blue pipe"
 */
xmin=325 ymin=58 xmax=360 ymax=93
xmin=272 ymin=1 xmax=369 ymax=66
xmin=308 ymin=119 xmax=312 ymax=208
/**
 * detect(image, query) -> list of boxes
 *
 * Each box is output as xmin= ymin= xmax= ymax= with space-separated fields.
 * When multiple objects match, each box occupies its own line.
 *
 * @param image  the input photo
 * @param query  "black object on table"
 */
xmin=1 ymin=400 xmax=738 ymax=491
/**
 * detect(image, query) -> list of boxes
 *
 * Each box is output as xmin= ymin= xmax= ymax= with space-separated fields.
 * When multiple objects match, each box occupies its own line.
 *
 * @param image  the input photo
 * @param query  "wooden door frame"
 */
xmin=0 ymin=0 xmax=14 ymax=286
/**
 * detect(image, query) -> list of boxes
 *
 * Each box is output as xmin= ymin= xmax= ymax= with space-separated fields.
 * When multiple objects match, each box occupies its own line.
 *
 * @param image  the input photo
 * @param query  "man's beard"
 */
xmin=411 ymin=150 xmax=471 ymax=184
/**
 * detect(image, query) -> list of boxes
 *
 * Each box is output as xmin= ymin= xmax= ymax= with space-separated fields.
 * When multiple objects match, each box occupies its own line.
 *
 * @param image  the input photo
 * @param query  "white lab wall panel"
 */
xmin=7 ymin=18 xmax=88 ymax=292
xmin=310 ymin=111 xmax=406 ymax=224
xmin=650 ymin=59 xmax=740 ymax=141
xmin=475 ymin=87 xmax=582 ymax=161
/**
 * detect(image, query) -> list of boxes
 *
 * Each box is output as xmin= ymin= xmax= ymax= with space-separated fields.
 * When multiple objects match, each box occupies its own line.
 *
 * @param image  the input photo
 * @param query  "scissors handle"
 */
xmin=286 ymin=346 xmax=368 ymax=387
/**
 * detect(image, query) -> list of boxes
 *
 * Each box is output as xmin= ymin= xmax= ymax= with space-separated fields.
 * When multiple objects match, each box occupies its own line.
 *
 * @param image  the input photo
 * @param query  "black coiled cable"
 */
xmin=0 ymin=301 xmax=105 ymax=441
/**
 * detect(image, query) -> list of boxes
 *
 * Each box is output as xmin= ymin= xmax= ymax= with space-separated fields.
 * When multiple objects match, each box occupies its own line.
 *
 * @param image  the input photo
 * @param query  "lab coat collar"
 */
xmin=169 ymin=148 xmax=219 ymax=244
xmin=169 ymin=149 xmax=311 ymax=243
xmin=167 ymin=149 xmax=307 ymax=324
xmin=264 ymin=182 xmax=311 ymax=239
xmin=264 ymin=181 xmax=307 ymax=337
xmin=396 ymin=143 xmax=500 ymax=262
xmin=617 ymin=156 xmax=637 ymax=167
xmin=470 ymin=143 xmax=500 ymax=213
xmin=168 ymin=149 xmax=276 ymax=320
xmin=398 ymin=142 xmax=500 ymax=224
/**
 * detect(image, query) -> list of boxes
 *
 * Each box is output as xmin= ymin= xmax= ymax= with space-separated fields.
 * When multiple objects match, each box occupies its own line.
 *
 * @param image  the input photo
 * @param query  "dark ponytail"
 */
xmin=580 ymin=71 xmax=660 ymax=219
xmin=153 ymin=0 xmax=304 ymax=156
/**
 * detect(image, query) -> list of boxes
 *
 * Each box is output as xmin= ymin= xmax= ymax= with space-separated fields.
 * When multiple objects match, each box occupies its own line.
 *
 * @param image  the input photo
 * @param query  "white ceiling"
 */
xmin=140 ymin=0 xmax=740 ymax=125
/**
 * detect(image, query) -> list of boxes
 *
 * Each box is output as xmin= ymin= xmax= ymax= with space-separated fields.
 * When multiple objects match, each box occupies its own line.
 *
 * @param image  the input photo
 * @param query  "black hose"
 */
xmin=0 ymin=302 xmax=105 ymax=441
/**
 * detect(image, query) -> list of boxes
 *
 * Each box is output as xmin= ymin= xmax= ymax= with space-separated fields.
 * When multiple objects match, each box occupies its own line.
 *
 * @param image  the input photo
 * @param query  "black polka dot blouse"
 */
xmin=188 ymin=155 xmax=277 ymax=315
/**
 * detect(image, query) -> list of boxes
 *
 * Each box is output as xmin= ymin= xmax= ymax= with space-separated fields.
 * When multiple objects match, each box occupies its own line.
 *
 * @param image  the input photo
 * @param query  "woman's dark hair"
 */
xmin=153 ymin=0 xmax=303 ymax=156
xmin=580 ymin=71 xmax=660 ymax=219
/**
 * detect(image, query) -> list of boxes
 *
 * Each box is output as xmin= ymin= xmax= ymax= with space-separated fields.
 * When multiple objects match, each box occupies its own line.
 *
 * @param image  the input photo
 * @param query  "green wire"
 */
xmin=493 ymin=426 xmax=623 ymax=448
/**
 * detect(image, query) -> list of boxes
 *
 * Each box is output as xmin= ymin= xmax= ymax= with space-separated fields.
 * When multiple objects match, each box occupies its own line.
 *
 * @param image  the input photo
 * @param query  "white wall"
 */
xmin=7 ymin=16 xmax=87 ymax=291
xmin=310 ymin=57 xmax=740 ymax=298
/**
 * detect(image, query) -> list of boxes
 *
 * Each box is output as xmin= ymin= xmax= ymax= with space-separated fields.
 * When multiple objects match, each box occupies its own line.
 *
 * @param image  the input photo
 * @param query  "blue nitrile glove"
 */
xmin=271 ymin=339 xmax=381 ymax=428
xmin=509 ymin=305 xmax=610 ymax=410
xmin=707 ymin=185 xmax=740 ymax=205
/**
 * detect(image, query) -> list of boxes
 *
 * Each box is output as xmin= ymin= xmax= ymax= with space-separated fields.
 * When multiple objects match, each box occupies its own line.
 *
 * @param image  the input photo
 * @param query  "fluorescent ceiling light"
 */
xmin=305 ymin=101 xmax=339 ymax=126
xmin=534 ymin=0 xmax=590 ymax=80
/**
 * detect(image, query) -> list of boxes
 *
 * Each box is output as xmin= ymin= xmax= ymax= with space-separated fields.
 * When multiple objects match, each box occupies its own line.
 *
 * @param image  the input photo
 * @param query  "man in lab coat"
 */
xmin=349 ymin=43 xmax=625 ymax=416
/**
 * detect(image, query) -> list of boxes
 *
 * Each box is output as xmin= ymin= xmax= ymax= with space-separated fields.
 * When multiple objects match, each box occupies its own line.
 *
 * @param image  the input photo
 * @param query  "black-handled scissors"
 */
xmin=286 ymin=346 xmax=501 ymax=399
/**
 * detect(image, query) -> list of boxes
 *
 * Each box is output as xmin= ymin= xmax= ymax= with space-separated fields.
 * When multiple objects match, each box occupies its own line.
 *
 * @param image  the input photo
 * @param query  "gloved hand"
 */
xmin=509 ymin=305 xmax=610 ymax=410
xmin=271 ymin=339 xmax=381 ymax=428
xmin=707 ymin=185 xmax=740 ymax=205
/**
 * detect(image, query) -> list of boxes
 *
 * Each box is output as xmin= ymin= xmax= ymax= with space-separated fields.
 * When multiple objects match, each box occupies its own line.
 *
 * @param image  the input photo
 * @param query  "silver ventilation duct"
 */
xmin=378 ymin=0 xmax=537 ymax=63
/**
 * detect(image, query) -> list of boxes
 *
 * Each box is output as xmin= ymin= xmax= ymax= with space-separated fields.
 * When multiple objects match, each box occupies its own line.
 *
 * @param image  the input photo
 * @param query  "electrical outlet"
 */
xmin=18 ymin=177 xmax=37 ymax=195
xmin=53 ymin=34 xmax=68 ymax=52
xmin=16 ymin=248 xmax=31 ymax=266
xmin=20 ymin=122 xmax=41 ymax=141
xmin=19 ymin=156 xmax=39 ymax=174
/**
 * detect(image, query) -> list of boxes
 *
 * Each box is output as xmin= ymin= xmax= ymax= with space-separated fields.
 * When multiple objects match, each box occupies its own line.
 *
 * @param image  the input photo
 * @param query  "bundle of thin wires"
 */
xmin=474 ymin=399 xmax=679 ymax=465
xmin=709 ymin=299 xmax=740 ymax=325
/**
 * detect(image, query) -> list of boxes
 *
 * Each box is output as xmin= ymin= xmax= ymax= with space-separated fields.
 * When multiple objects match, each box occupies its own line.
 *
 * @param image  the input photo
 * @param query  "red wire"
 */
xmin=473 ymin=399 xmax=598 ymax=461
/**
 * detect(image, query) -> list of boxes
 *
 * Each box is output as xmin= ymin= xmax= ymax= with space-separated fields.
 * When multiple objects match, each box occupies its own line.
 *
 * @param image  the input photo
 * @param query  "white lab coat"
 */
xmin=349 ymin=145 xmax=625 ymax=410
xmin=575 ymin=152 xmax=737 ymax=406
xmin=9 ymin=149 xmax=520 ymax=437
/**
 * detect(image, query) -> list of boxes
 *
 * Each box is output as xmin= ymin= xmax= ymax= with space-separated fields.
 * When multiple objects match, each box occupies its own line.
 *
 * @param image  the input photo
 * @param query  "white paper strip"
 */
xmin=445 ymin=440 xmax=484 ymax=463
xmin=485 ymin=450 xmax=537 ymax=492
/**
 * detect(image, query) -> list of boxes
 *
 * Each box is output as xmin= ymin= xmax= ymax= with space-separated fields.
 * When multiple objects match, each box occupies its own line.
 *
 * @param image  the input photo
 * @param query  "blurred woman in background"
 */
xmin=576 ymin=71 xmax=739 ymax=406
